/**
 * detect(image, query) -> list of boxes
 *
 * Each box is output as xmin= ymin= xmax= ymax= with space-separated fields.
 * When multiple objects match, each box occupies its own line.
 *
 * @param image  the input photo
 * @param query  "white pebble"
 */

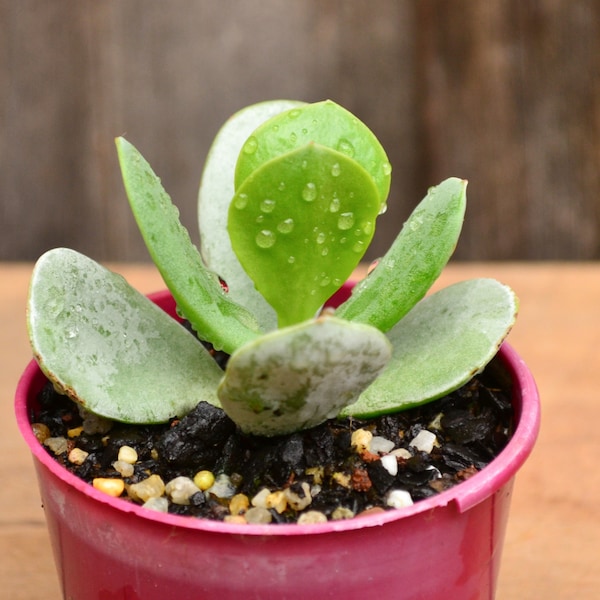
xmin=370 ymin=436 xmax=395 ymax=454
xmin=391 ymin=448 xmax=412 ymax=460
xmin=44 ymin=437 xmax=68 ymax=455
xmin=409 ymin=429 xmax=437 ymax=454
xmin=251 ymin=488 xmax=271 ymax=509
xmin=245 ymin=506 xmax=272 ymax=524
xmin=142 ymin=497 xmax=169 ymax=513
xmin=127 ymin=474 xmax=165 ymax=503
xmin=165 ymin=476 xmax=201 ymax=505
xmin=380 ymin=454 xmax=398 ymax=476
xmin=206 ymin=473 xmax=236 ymax=499
xmin=284 ymin=482 xmax=312 ymax=511
xmin=68 ymin=447 xmax=89 ymax=465
xmin=297 ymin=510 xmax=328 ymax=525
xmin=112 ymin=460 xmax=134 ymax=478
xmin=117 ymin=445 xmax=138 ymax=464
xmin=386 ymin=489 xmax=414 ymax=509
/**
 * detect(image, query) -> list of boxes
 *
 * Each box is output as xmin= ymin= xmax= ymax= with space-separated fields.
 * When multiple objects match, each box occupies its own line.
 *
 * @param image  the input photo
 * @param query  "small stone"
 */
xmin=142 ymin=497 xmax=169 ymax=513
xmin=166 ymin=476 xmax=201 ymax=505
xmin=351 ymin=428 xmax=373 ymax=453
xmin=284 ymin=481 xmax=312 ymax=511
xmin=409 ymin=430 xmax=437 ymax=454
xmin=305 ymin=466 xmax=324 ymax=484
xmin=331 ymin=506 xmax=355 ymax=520
xmin=206 ymin=473 xmax=236 ymax=499
xmin=251 ymin=488 xmax=271 ymax=508
xmin=67 ymin=426 xmax=84 ymax=438
xmin=380 ymin=454 xmax=398 ymax=476
xmin=428 ymin=412 xmax=444 ymax=431
xmin=44 ymin=436 xmax=68 ymax=455
xmin=224 ymin=515 xmax=247 ymax=524
xmin=112 ymin=460 xmax=135 ymax=478
xmin=265 ymin=490 xmax=288 ymax=514
xmin=297 ymin=510 xmax=327 ymax=525
xmin=332 ymin=472 xmax=351 ymax=488
xmin=93 ymin=477 xmax=125 ymax=497
xmin=391 ymin=448 xmax=412 ymax=460
xmin=193 ymin=470 xmax=215 ymax=491
xmin=370 ymin=436 xmax=395 ymax=454
xmin=350 ymin=468 xmax=372 ymax=492
xmin=68 ymin=447 xmax=89 ymax=465
xmin=31 ymin=423 xmax=50 ymax=443
xmin=127 ymin=474 xmax=166 ymax=503
xmin=245 ymin=506 xmax=272 ymax=524
xmin=229 ymin=493 xmax=250 ymax=516
xmin=386 ymin=489 xmax=414 ymax=509
xmin=117 ymin=445 xmax=138 ymax=464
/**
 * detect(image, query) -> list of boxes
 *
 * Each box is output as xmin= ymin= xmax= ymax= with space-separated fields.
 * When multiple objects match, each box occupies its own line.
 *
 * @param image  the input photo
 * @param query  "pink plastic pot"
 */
xmin=16 ymin=288 xmax=540 ymax=599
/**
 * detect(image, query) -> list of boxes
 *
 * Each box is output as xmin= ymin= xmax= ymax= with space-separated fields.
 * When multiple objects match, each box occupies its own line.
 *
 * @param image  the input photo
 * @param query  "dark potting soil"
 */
xmin=29 ymin=356 xmax=514 ymax=525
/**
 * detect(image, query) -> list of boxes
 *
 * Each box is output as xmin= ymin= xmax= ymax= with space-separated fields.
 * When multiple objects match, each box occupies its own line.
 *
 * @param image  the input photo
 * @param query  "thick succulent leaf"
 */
xmin=335 ymin=178 xmax=467 ymax=332
xmin=229 ymin=143 xmax=381 ymax=327
xmin=341 ymin=278 xmax=518 ymax=418
xmin=235 ymin=99 xmax=392 ymax=212
xmin=218 ymin=315 xmax=392 ymax=436
xmin=198 ymin=99 xmax=305 ymax=331
xmin=27 ymin=249 xmax=223 ymax=423
xmin=116 ymin=137 xmax=260 ymax=354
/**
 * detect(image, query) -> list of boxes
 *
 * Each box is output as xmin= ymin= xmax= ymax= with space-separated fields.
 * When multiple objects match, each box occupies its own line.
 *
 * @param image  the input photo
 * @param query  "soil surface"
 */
xmin=30 ymin=357 xmax=513 ymax=525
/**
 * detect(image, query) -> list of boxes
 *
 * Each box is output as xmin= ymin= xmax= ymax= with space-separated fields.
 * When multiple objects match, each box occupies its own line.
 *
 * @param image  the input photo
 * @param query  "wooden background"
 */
xmin=1 ymin=0 xmax=599 ymax=263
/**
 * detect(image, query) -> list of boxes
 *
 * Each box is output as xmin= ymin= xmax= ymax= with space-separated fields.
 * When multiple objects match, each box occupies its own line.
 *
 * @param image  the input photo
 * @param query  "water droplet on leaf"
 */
xmin=337 ymin=138 xmax=355 ymax=157
xmin=256 ymin=230 xmax=276 ymax=248
xmin=243 ymin=136 xmax=258 ymax=155
xmin=234 ymin=194 xmax=248 ymax=209
xmin=337 ymin=212 xmax=355 ymax=230
xmin=302 ymin=182 xmax=317 ymax=202
xmin=277 ymin=218 xmax=295 ymax=233
xmin=261 ymin=199 xmax=276 ymax=213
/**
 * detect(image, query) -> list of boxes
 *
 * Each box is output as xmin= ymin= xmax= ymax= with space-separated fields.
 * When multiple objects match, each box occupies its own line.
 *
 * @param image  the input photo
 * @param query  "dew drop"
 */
xmin=289 ymin=109 xmax=301 ymax=119
xmin=316 ymin=232 xmax=326 ymax=244
xmin=362 ymin=220 xmax=374 ymax=235
xmin=331 ymin=163 xmax=341 ymax=177
xmin=352 ymin=240 xmax=365 ymax=254
xmin=329 ymin=197 xmax=341 ymax=213
xmin=302 ymin=182 xmax=317 ymax=202
xmin=256 ymin=215 xmax=264 ymax=223
xmin=277 ymin=218 xmax=295 ymax=234
xmin=290 ymin=132 xmax=298 ymax=143
xmin=234 ymin=193 xmax=248 ymax=209
xmin=337 ymin=212 xmax=355 ymax=230
xmin=382 ymin=161 xmax=392 ymax=176
xmin=278 ymin=181 xmax=286 ymax=192
xmin=337 ymin=138 xmax=355 ymax=157
xmin=243 ymin=136 xmax=258 ymax=155
xmin=261 ymin=198 xmax=276 ymax=213
xmin=288 ymin=256 xmax=296 ymax=264
xmin=65 ymin=327 xmax=79 ymax=340
xmin=320 ymin=276 xmax=331 ymax=287
xmin=256 ymin=230 xmax=276 ymax=248
xmin=321 ymin=247 xmax=329 ymax=256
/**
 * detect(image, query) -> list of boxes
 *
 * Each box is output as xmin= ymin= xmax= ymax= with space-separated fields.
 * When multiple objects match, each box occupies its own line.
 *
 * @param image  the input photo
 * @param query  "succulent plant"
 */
xmin=27 ymin=100 xmax=517 ymax=437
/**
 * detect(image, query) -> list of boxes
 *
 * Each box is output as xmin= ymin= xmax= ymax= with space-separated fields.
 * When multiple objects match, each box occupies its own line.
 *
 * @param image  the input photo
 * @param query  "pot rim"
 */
xmin=15 ymin=293 xmax=540 ymax=537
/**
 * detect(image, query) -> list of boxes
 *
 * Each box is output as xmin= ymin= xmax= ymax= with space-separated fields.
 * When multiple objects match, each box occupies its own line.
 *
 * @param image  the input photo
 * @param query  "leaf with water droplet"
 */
xmin=229 ymin=143 xmax=381 ymax=327
xmin=336 ymin=178 xmax=467 ymax=332
xmin=116 ymin=137 xmax=260 ymax=354
xmin=198 ymin=100 xmax=306 ymax=331
xmin=234 ymin=100 xmax=391 ymax=211
xmin=218 ymin=315 xmax=392 ymax=436
xmin=341 ymin=279 xmax=518 ymax=417
xmin=28 ymin=249 xmax=224 ymax=423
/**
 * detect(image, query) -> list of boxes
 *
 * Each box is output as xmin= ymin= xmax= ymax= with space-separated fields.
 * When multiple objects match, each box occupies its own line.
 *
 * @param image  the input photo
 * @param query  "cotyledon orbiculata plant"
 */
xmin=27 ymin=100 xmax=518 ymax=437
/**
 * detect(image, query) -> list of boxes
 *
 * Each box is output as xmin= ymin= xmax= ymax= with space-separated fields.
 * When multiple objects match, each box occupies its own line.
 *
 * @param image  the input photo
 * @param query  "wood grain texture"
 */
xmin=1 ymin=1 xmax=599 ymax=262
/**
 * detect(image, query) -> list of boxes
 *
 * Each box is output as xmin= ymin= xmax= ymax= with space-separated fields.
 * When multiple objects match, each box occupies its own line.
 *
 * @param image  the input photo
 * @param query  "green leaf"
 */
xmin=335 ymin=177 xmax=467 ymax=331
xmin=218 ymin=315 xmax=391 ymax=436
xmin=228 ymin=143 xmax=381 ymax=327
xmin=235 ymin=100 xmax=391 ymax=212
xmin=341 ymin=278 xmax=518 ymax=418
xmin=27 ymin=249 xmax=224 ymax=423
xmin=116 ymin=137 xmax=260 ymax=354
xmin=198 ymin=99 xmax=306 ymax=331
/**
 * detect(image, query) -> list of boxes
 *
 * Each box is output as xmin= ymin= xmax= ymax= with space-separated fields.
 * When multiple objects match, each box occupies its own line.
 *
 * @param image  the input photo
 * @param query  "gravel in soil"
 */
xmin=29 ymin=358 xmax=513 ymax=525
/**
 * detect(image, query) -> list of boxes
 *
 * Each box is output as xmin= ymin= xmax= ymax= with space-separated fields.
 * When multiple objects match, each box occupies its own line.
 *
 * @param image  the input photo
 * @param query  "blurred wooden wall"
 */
xmin=1 ymin=0 xmax=599 ymax=262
